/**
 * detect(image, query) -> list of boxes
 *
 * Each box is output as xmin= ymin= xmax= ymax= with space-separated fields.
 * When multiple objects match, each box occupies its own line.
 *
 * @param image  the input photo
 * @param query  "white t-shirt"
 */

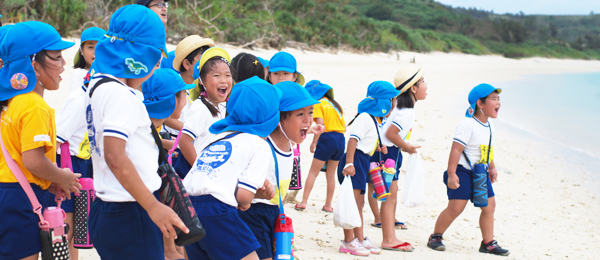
xmin=69 ymin=68 xmax=88 ymax=94
xmin=181 ymin=100 xmax=226 ymax=152
xmin=452 ymin=117 xmax=494 ymax=170
xmin=253 ymin=136 xmax=293 ymax=206
xmin=182 ymin=132 xmax=271 ymax=207
xmin=348 ymin=112 xmax=381 ymax=156
xmin=85 ymin=74 xmax=161 ymax=202
xmin=381 ymin=107 xmax=415 ymax=147
xmin=56 ymin=84 xmax=90 ymax=159
xmin=164 ymin=91 xmax=193 ymax=136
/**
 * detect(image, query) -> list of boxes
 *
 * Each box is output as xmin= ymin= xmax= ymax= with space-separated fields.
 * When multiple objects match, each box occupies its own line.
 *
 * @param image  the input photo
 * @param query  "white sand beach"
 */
xmin=49 ymin=41 xmax=600 ymax=260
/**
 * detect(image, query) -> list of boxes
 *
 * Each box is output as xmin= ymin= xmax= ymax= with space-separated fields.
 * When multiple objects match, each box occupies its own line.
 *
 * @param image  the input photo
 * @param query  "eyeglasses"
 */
xmin=148 ymin=2 xmax=169 ymax=9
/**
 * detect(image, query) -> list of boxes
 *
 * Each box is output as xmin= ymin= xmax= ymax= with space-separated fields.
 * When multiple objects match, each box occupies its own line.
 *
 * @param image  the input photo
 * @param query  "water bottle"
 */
xmin=40 ymin=206 xmax=70 ymax=260
xmin=273 ymin=214 xmax=294 ymax=260
xmin=73 ymin=178 xmax=94 ymax=249
xmin=369 ymin=162 xmax=390 ymax=201
xmin=382 ymin=158 xmax=396 ymax=185
xmin=472 ymin=163 xmax=488 ymax=207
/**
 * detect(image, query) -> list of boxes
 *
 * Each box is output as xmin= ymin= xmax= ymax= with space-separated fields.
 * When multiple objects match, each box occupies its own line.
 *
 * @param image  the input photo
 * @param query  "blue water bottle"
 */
xmin=472 ymin=163 xmax=488 ymax=207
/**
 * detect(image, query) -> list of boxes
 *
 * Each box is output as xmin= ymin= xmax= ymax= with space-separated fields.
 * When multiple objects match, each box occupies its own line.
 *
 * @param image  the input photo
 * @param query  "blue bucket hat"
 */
xmin=90 ymin=5 xmax=167 ymax=79
xmin=160 ymin=50 xmax=177 ymax=71
xmin=209 ymin=76 xmax=281 ymax=137
xmin=268 ymin=51 xmax=305 ymax=86
xmin=142 ymin=68 xmax=195 ymax=119
xmin=357 ymin=81 xmax=401 ymax=118
xmin=0 ymin=22 xmax=75 ymax=101
xmin=257 ymin=57 xmax=269 ymax=68
xmin=465 ymin=83 xmax=502 ymax=118
xmin=304 ymin=80 xmax=334 ymax=101
xmin=274 ymin=81 xmax=319 ymax=112
xmin=74 ymin=27 xmax=106 ymax=65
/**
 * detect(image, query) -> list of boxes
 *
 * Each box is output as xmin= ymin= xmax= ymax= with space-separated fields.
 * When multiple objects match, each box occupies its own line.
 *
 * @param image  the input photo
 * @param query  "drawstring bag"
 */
xmin=288 ymin=144 xmax=302 ymax=190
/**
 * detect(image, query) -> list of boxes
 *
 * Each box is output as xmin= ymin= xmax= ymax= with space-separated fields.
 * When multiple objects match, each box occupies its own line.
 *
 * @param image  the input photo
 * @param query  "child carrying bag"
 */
xmin=463 ymin=126 xmax=492 ymax=208
xmin=267 ymin=140 xmax=295 ymax=260
xmin=369 ymin=115 xmax=391 ymax=201
xmin=0 ymin=131 xmax=70 ymax=260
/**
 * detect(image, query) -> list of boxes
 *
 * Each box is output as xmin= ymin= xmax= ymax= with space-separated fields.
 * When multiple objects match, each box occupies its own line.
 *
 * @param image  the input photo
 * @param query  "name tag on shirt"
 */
xmin=34 ymin=134 xmax=51 ymax=142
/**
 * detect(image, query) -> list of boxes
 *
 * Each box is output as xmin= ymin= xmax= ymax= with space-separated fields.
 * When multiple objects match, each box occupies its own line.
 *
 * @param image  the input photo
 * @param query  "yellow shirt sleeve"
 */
xmin=20 ymin=108 xmax=55 ymax=154
xmin=313 ymin=102 xmax=324 ymax=120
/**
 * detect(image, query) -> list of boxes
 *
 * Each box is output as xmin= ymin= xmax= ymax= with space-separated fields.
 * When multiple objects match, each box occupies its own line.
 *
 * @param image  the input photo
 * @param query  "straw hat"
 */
xmin=394 ymin=66 xmax=425 ymax=94
xmin=173 ymin=35 xmax=215 ymax=72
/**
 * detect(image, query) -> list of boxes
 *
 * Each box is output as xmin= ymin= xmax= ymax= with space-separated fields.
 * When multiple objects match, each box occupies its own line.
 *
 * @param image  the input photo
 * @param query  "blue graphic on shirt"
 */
xmin=195 ymin=140 xmax=232 ymax=179
xmin=86 ymin=104 xmax=100 ymax=155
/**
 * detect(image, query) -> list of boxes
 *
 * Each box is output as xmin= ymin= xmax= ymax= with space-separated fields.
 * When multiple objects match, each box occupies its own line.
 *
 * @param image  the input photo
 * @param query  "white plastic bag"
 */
xmin=402 ymin=151 xmax=425 ymax=207
xmin=334 ymin=176 xmax=362 ymax=229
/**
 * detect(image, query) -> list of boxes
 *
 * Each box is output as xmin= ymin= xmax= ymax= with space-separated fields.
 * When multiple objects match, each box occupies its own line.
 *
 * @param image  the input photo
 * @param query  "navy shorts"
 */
xmin=368 ymin=146 xmax=402 ymax=183
xmin=337 ymin=150 xmax=370 ymax=195
xmin=173 ymin=152 xmax=192 ymax=179
xmin=0 ymin=183 xmax=49 ymax=260
xmin=238 ymin=203 xmax=279 ymax=259
xmin=185 ymin=195 xmax=260 ymax=260
xmin=89 ymin=194 xmax=163 ymax=260
xmin=314 ymin=132 xmax=345 ymax=162
xmin=47 ymin=154 xmax=93 ymax=213
xmin=443 ymin=165 xmax=495 ymax=201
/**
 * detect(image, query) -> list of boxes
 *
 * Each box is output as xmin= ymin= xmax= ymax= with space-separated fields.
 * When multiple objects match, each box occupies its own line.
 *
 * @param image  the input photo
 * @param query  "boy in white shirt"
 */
xmin=428 ymin=83 xmax=509 ymax=256
xmin=85 ymin=5 xmax=187 ymax=259
xmin=182 ymin=76 xmax=277 ymax=260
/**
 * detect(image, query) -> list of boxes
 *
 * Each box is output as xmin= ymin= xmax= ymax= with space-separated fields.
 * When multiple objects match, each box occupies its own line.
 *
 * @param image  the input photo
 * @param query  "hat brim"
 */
xmin=93 ymin=39 xmax=162 ymax=79
xmin=398 ymin=68 xmax=425 ymax=94
xmin=266 ymin=72 xmax=305 ymax=86
xmin=145 ymin=96 xmax=177 ymax=120
xmin=209 ymin=110 xmax=280 ymax=138
xmin=44 ymin=40 xmax=75 ymax=51
xmin=358 ymin=98 xmax=393 ymax=118
xmin=269 ymin=66 xmax=295 ymax=73
xmin=173 ymin=39 xmax=216 ymax=71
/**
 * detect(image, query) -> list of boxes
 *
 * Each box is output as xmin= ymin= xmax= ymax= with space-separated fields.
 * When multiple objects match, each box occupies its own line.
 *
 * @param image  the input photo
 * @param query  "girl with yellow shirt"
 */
xmin=0 ymin=21 xmax=81 ymax=260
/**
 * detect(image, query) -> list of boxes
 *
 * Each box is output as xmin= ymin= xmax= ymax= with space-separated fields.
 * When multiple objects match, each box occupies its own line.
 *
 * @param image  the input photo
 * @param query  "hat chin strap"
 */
xmin=278 ymin=123 xmax=290 ymax=141
xmin=479 ymin=108 xmax=486 ymax=117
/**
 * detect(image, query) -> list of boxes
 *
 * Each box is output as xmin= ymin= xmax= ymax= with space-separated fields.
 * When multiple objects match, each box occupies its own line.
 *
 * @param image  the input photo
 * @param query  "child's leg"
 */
xmin=241 ymin=251 xmax=259 ymax=260
xmin=480 ymin=196 xmax=496 ymax=242
xmin=381 ymin=181 xmax=413 ymax=250
xmin=65 ymin=212 xmax=78 ymax=260
xmin=366 ymin=184 xmax=381 ymax=225
xmin=433 ymin=199 xmax=468 ymax=235
xmin=21 ymin=254 xmax=38 ymax=260
xmin=323 ymin=160 xmax=339 ymax=211
xmin=353 ymin=190 xmax=366 ymax=241
xmin=297 ymin=158 xmax=326 ymax=209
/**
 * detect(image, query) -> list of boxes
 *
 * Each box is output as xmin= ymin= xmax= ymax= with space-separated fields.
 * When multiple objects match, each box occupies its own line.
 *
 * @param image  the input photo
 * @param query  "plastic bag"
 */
xmin=402 ymin=151 xmax=425 ymax=207
xmin=334 ymin=176 xmax=362 ymax=229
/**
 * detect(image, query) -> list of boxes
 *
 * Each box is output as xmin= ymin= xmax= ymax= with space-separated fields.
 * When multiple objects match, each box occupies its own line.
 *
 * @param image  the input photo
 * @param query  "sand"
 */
xmin=48 ymin=40 xmax=600 ymax=259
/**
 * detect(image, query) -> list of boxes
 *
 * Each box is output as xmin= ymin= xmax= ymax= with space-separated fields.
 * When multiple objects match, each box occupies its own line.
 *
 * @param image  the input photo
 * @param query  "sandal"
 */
xmin=294 ymin=204 xmax=305 ymax=211
xmin=395 ymin=222 xmax=408 ymax=230
xmin=382 ymin=242 xmax=414 ymax=252
xmin=370 ymin=223 xmax=382 ymax=228
xmin=321 ymin=206 xmax=333 ymax=213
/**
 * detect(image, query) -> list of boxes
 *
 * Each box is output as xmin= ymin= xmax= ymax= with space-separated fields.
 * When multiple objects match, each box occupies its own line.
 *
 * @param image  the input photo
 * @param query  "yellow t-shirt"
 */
xmin=0 ymin=92 xmax=56 ymax=189
xmin=313 ymin=98 xmax=345 ymax=133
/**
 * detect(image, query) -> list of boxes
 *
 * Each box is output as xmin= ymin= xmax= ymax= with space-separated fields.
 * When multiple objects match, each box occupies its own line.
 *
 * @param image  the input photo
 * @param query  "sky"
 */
xmin=434 ymin=0 xmax=600 ymax=15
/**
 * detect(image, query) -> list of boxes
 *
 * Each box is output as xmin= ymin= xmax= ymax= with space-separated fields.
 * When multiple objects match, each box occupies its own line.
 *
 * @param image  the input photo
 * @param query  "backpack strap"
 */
xmin=462 ymin=122 xmax=492 ymax=169
xmin=88 ymin=76 xmax=124 ymax=98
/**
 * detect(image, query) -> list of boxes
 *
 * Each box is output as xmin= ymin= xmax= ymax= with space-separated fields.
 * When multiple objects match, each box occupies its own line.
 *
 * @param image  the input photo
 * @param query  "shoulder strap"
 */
xmin=168 ymin=126 xmax=184 ymax=165
xmin=150 ymin=125 xmax=169 ymax=166
xmin=370 ymin=115 xmax=384 ymax=162
xmin=88 ymin=77 xmax=124 ymax=98
xmin=266 ymin=139 xmax=285 ymax=216
xmin=462 ymin=122 xmax=493 ymax=168
xmin=0 ymin=130 xmax=47 ymax=227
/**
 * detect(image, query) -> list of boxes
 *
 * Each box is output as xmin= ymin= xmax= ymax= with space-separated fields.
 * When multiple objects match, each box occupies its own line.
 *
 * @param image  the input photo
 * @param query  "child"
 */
xmin=337 ymin=81 xmax=400 ymax=256
xmin=142 ymin=68 xmax=195 ymax=260
xmin=0 ymin=21 xmax=81 ymax=260
xmin=238 ymin=80 xmax=319 ymax=260
xmin=296 ymin=80 xmax=345 ymax=212
xmin=85 ymin=5 xmax=187 ymax=259
xmin=164 ymin=35 xmax=215 ymax=138
xmin=138 ymin=0 xmax=169 ymax=25
xmin=176 ymin=47 xmax=231 ymax=176
xmin=266 ymin=51 xmax=305 ymax=86
xmin=231 ymin=52 xmax=265 ymax=83
xmin=427 ymin=83 xmax=509 ymax=256
xmin=70 ymin=27 xmax=105 ymax=93
xmin=182 ymin=76 xmax=278 ymax=259
xmin=160 ymin=50 xmax=177 ymax=70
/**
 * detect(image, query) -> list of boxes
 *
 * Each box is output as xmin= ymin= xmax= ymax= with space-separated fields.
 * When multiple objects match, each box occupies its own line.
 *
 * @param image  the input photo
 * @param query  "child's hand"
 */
xmin=310 ymin=143 xmax=317 ymax=153
xmin=381 ymin=145 xmax=388 ymax=154
xmin=147 ymin=202 xmax=189 ymax=239
xmin=255 ymin=179 xmax=275 ymax=200
xmin=238 ymin=203 xmax=251 ymax=211
xmin=342 ymin=164 xmax=355 ymax=176
xmin=401 ymin=143 xmax=421 ymax=154
xmin=447 ymin=173 xmax=460 ymax=189
xmin=489 ymin=167 xmax=498 ymax=183
xmin=309 ymin=124 xmax=325 ymax=135
xmin=56 ymin=168 xmax=82 ymax=200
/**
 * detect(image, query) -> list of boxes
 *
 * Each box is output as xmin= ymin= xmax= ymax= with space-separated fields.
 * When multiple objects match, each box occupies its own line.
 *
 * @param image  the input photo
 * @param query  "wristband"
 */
xmin=343 ymin=163 xmax=354 ymax=170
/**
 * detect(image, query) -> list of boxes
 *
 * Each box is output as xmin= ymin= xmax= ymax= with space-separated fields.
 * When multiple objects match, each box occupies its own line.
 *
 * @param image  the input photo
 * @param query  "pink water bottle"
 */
xmin=369 ymin=162 xmax=390 ymax=201
xmin=40 ymin=206 xmax=70 ymax=260
xmin=74 ymin=178 xmax=94 ymax=249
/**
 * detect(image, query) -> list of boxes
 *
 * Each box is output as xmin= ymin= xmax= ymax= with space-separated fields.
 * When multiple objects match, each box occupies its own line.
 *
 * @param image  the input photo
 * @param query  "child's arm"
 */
xmin=310 ymin=118 xmax=325 ymax=153
xmin=161 ymin=139 xmax=175 ymax=151
xmin=178 ymin=134 xmax=197 ymax=166
xmin=446 ymin=142 xmax=465 ymax=189
xmin=385 ymin=125 xmax=420 ymax=154
xmin=342 ymin=138 xmax=358 ymax=176
xmin=22 ymin=147 xmax=81 ymax=199
xmin=163 ymin=118 xmax=183 ymax=134
xmin=254 ymin=179 xmax=275 ymax=200
xmin=489 ymin=161 xmax=498 ymax=183
xmin=104 ymin=136 xmax=188 ymax=238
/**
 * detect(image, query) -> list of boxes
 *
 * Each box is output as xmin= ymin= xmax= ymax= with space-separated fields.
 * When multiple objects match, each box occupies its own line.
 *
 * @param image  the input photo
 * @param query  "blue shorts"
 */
xmin=368 ymin=146 xmax=402 ymax=183
xmin=238 ymin=203 xmax=279 ymax=259
xmin=185 ymin=195 xmax=260 ymax=260
xmin=0 ymin=182 xmax=49 ymax=260
xmin=47 ymin=155 xmax=93 ymax=213
xmin=89 ymin=195 xmax=163 ymax=260
xmin=443 ymin=165 xmax=495 ymax=201
xmin=337 ymin=150 xmax=370 ymax=195
xmin=314 ymin=132 xmax=345 ymax=162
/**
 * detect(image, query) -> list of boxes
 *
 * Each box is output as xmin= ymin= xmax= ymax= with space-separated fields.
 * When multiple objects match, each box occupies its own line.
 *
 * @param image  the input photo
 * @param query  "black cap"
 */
xmin=137 ymin=0 xmax=169 ymax=6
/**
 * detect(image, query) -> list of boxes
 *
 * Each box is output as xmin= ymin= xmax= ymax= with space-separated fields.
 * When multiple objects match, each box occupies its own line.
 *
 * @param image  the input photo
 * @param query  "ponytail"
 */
xmin=326 ymin=96 xmax=344 ymax=115
xmin=197 ymin=84 xmax=220 ymax=118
